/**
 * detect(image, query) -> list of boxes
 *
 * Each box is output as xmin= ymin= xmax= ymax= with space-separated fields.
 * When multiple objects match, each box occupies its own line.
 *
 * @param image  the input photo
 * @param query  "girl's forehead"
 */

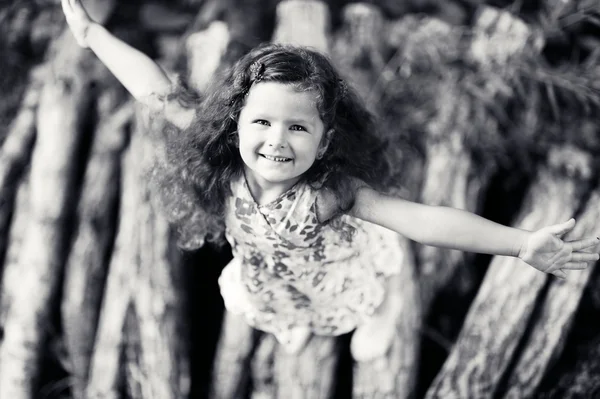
xmin=243 ymin=82 xmax=320 ymax=117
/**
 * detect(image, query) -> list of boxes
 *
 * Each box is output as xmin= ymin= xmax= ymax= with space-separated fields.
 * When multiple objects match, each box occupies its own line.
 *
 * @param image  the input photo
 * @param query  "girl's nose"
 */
xmin=267 ymin=127 xmax=288 ymax=148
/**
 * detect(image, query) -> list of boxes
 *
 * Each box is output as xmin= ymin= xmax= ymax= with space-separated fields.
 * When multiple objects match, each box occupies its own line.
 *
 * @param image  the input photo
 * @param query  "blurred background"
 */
xmin=1 ymin=0 xmax=600 ymax=398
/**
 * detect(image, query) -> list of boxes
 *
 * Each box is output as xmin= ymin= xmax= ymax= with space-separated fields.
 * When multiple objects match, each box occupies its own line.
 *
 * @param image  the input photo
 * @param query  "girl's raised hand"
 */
xmin=518 ymin=218 xmax=600 ymax=279
xmin=61 ymin=0 xmax=93 ymax=48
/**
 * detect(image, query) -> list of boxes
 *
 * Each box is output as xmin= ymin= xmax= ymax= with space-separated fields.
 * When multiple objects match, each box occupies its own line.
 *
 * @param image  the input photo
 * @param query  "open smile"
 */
xmin=259 ymin=154 xmax=293 ymax=162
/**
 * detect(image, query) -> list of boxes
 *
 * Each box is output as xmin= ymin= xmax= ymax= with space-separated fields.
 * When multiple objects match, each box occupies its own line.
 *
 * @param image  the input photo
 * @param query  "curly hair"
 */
xmin=156 ymin=43 xmax=389 ymax=249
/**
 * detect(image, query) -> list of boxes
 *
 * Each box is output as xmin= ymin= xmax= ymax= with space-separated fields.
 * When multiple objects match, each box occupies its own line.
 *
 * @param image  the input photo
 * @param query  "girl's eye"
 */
xmin=290 ymin=125 xmax=307 ymax=132
xmin=254 ymin=119 xmax=270 ymax=126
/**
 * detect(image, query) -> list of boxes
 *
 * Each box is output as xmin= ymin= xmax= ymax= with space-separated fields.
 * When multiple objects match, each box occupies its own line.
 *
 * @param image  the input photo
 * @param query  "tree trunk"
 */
xmin=86 ymin=107 xmax=190 ymax=399
xmin=0 ymin=31 xmax=94 ymax=399
xmin=503 ymin=178 xmax=600 ymax=398
xmin=60 ymin=87 xmax=132 ymax=398
xmin=272 ymin=0 xmax=331 ymax=53
xmin=210 ymin=312 xmax=258 ymax=399
xmin=353 ymin=237 xmax=421 ymax=399
xmin=0 ymin=66 xmax=45 ymax=268
xmin=330 ymin=5 xmax=422 ymax=398
xmin=425 ymin=145 xmax=594 ymax=398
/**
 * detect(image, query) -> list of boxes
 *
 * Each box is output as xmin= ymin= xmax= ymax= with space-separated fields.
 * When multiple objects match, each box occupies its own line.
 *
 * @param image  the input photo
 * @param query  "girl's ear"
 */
xmin=317 ymin=129 xmax=334 ymax=159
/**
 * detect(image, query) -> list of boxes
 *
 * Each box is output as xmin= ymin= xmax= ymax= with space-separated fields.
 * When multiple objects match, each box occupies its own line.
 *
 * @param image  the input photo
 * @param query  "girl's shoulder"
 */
xmin=313 ymin=177 xmax=370 ymax=223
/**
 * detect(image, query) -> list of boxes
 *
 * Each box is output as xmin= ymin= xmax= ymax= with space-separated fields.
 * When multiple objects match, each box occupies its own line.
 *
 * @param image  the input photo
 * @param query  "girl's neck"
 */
xmin=243 ymin=167 xmax=302 ymax=206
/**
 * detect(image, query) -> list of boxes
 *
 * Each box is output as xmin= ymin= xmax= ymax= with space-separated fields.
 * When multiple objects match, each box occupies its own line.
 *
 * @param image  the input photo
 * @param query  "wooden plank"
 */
xmin=272 ymin=0 xmax=330 ymax=53
xmin=425 ymin=145 xmax=594 ymax=398
xmin=0 ymin=30 xmax=93 ymax=398
xmin=0 ymin=66 xmax=45 ymax=267
xmin=60 ymin=89 xmax=132 ymax=398
xmin=503 ymin=183 xmax=600 ymax=398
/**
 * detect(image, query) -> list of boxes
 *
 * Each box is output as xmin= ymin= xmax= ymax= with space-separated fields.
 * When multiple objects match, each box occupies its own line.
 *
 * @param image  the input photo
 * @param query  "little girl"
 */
xmin=62 ymin=0 xmax=600 ymax=361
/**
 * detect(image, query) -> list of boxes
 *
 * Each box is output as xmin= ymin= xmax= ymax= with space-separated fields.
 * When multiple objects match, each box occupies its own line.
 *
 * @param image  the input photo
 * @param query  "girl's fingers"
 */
xmin=569 ymin=237 xmax=600 ymax=251
xmin=562 ymin=261 xmax=589 ymax=270
xmin=545 ymin=218 xmax=576 ymax=237
xmin=571 ymin=252 xmax=600 ymax=263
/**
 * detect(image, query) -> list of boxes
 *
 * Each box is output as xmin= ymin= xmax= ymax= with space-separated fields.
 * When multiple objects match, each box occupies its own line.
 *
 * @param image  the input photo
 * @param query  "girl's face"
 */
xmin=237 ymin=82 xmax=327 ymax=196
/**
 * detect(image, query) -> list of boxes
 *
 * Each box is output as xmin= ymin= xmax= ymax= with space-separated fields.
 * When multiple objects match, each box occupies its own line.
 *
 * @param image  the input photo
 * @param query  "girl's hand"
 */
xmin=61 ymin=0 xmax=93 ymax=48
xmin=518 ymin=218 xmax=600 ymax=279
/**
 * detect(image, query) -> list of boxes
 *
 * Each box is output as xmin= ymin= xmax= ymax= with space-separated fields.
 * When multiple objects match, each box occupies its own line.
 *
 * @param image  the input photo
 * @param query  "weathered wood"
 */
xmin=249 ymin=332 xmax=341 ymax=399
xmin=329 ymin=4 xmax=422 ymax=398
xmin=272 ymin=0 xmax=330 ymax=53
xmin=469 ymin=6 xmax=544 ymax=68
xmin=417 ymin=7 xmax=543 ymax=313
xmin=540 ymin=271 xmax=600 ymax=398
xmin=87 ymin=106 xmax=190 ymax=399
xmin=210 ymin=312 xmax=258 ymax=399
xmin=425 ymin=145 xmax=594 ymax=398
xmin=274 ymin=336 xmax=341 ymax=399
xmin=0 ymin=177 xmax=30 ymax=323
xmin=86 ymin=140 xmax=138 ymax=398
xmin=251 ymin=333 xmax=278 ymax=399
xmin=0 ymin=30 xmax=93 ymax=398
xmin=129 ymin=126 xmax=189 ymax=399
xmin=246 ymin=3 xmax=341 ymax=398
xmin=503 ymin=175 xmax=600 ymax=398
xmin=60 ymin=89 xmax=132 ymax=398
xmin=331 ymin=3 xmax=386 ymax=104
xmin=0 ymin=66 xmax=45 ymax=267
xmin=186 ymin=21 xmax=230 ymax=93
xmin=353 ymin=237 xmax=421 ymax=399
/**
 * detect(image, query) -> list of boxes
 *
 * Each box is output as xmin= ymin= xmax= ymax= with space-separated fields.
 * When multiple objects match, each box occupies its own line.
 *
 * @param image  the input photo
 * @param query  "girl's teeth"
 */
xmin=263 ymin=155 xmax=291 ymax=162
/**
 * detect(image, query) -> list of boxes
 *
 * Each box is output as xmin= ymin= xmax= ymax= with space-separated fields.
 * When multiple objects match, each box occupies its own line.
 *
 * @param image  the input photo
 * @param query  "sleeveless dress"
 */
xmin=218 ymin=173 xmax=404 ymax=337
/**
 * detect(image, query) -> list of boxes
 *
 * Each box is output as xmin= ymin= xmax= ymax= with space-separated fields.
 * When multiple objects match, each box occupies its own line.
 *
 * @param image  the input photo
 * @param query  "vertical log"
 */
xmin=0 ymin=31 xmax=93 ymax=399
xmin=210 ymin=312 xmax=258 ymax=399
xmin=331 ymin=3 xmax=386 ymax=98
xmin=503 ymin=174 xmax=600 ymax=398
xmin=0 ymin=66 xmax=45 ymax=268
xmin=86 ymin=138 xmax=139 ymax=398
xmin=353 ymin=238 xmax=421 ymax=399
xmin=246 ymin=2 xmax=341 ymax=398
xmin=0 ymin=177 xmax=30 ymax=324
xmin=185 ymin=21 xmax=230 ymax=93
xmin=331 ymin=4 xmax=422 ymax=398
xmin=87 ymin=106 xmax=190 ymax=399
xmin=274 ymin=336 xmax=341 ymax=399
xmin=60 ymin=89 xmax=132 ymax=398
xmin=272 ymin=0 xmax=330 ymax=53
xmin=425 ymin=145 xmax=594 ymax=398
xmin=251 ymin=333 xmax=278 ymax=399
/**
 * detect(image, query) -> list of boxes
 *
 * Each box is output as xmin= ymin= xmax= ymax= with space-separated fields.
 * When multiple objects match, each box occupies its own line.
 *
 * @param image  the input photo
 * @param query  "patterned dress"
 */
xmin=218 ymin=173 xmax=404 ymax=338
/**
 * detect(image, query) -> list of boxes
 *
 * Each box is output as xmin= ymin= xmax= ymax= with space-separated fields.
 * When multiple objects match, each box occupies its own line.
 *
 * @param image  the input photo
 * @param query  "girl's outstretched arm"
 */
xmin=62 ymin=0 xmax=172 ymax=103
xmin=349 ymin=186 xmax=600 ymax=278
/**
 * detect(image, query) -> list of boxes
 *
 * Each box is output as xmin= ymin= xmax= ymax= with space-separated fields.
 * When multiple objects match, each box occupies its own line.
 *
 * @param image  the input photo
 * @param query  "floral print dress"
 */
xmin=218 ymin=174 xmax=404 ymax=338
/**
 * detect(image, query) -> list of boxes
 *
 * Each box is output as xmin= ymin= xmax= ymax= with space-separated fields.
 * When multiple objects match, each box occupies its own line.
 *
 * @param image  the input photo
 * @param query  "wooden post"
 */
xmin=503 ymin=171 xmax=600 ymax=398
xmin=60 ymin=87 xmax=132 ymax=398
xmin=210 ymin=312 xmax=258 ymax=399
xmin=86 ymin=105 xmax=190 ymax=398
xmin=185 ymin=21 xmax=230 ymax=93
xmin=0 ymin=31 xmax=93 ymax=399
xmin=425 ymin=145 xmax=594 ymax=398
xmin=272 ymin=0 xmax=331 ymax=53
xmin=0 ymin=66 xmax=45 ymax=267
xmin=246 ymin=2 xmax=342 ymax=398
xmin=330 ymin=4 xmax=422 ymax=398
xmin=85 ymin=139 xmax=139 ymax=398
xmin=353 ymin=237 xmax=421 ymax=399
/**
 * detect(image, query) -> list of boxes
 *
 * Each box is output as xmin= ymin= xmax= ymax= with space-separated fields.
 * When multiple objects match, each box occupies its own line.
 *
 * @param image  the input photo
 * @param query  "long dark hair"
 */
xmin=155 ymin=43 xmax=389 ymax=249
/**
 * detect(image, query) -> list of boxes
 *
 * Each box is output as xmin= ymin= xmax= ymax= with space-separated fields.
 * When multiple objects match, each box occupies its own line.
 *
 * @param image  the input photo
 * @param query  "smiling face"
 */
xmin=237 ymin=82 xmax=328 ymax=200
